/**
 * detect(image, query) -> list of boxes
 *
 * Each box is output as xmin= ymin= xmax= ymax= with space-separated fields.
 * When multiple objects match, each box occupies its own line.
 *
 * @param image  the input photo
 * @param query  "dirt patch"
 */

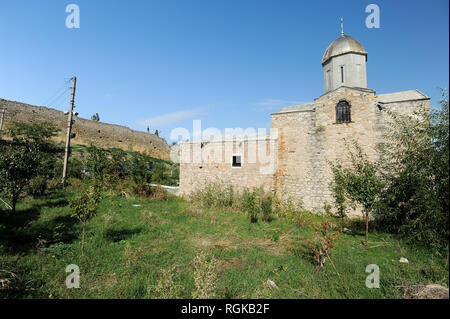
xmin=184 ymin=206 xmax=207 ymax=217
xmin=399 ymin=283 xmax=449 ymax=299
xmin=123 ymin=244 xmax=145 ymax=266
xmin=217 ymin=257 xmax=246 ymax=273
xmin=191 ymin=232 xmax=290 ymax=256
xmin=192 ymin=234 xmax=235 ymax=250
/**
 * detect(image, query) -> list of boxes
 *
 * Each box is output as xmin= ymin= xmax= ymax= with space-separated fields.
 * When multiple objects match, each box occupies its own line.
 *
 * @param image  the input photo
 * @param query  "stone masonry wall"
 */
xmin=0 ymin=98 xmax=170 ymax=160
xmin=179 ymin=138 xmax=277 ymax=196
xmin=272 ymin=87 xmax=429 ymax=215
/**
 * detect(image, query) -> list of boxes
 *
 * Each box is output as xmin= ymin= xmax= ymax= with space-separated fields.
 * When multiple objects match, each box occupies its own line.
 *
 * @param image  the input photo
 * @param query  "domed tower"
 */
xmin=322 ymin=22 xmax=368 ymax=93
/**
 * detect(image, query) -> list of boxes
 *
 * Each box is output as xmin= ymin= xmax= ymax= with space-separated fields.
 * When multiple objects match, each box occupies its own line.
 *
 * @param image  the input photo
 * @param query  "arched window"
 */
xmin=336 ymin=100 xmax=351 ymax=123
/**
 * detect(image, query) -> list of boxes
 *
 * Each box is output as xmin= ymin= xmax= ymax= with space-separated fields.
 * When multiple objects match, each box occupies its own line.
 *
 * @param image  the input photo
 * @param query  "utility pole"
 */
xmin=62 ymin=76 xmax=77 ymax=184
xmin=0 ymin=107 xmax=6 ymax=140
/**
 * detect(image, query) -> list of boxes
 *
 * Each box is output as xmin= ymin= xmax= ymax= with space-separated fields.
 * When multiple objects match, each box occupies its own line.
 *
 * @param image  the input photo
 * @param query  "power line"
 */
xmin=47 ymin=89 xmax=71 ymax=109
xmin=42 ymin=80 xmax=72 ymax=106
xmin=49 ymin=91 xmax=70 ymax=107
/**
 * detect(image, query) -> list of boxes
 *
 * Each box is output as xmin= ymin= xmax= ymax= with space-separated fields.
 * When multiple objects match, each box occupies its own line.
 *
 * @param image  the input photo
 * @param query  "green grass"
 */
xmin=0 ymin=191 xmax=448 ymax=299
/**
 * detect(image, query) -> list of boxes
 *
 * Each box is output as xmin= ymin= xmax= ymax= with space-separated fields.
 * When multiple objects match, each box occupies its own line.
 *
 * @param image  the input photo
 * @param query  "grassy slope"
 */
xmin=0 ymin=191 xmax=448 ymax=299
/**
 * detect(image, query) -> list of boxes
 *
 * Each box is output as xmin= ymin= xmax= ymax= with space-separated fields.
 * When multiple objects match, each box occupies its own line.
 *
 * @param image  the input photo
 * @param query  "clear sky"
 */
xmin=0 ymin=0 xmax=448 ymax=142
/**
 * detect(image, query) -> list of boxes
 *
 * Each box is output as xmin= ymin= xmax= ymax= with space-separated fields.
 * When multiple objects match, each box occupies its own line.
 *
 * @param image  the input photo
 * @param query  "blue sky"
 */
xmin=0 ymin=0 xmax=448 ymax=142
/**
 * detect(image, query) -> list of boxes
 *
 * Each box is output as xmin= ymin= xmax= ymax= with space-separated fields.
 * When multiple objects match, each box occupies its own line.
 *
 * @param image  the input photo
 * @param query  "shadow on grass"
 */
xmin=104 ymin=227 xmax=144 ymax=242
xmin=0 ymin=194 xmax=78 ymax=254
xmin=341 ymin=218 xmax=372 ymax=237
xmin=285 ymin=239 xmax=316 ymax=267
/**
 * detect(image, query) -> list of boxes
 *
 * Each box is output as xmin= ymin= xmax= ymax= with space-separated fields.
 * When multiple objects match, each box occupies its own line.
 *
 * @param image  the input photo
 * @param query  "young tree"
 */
xmin=0 ymin=122 xmax=59 ymax=213
xmin=91 ymin=113 xmax=100 ymax=121
xmin=330 ymin=142 xmax=384 ymax=246
xmin=0 ymin=145 xmax=41 ymax=213
xmin=69 ymin=184 xmax=101 ymax=256
xmin=85 ymin=144 xmax=110 ymax=181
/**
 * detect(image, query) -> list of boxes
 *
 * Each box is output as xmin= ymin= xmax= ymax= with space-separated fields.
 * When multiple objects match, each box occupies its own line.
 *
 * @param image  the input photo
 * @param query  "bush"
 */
xmin=132 ymin=183 xmax=168 ymax=201
xmin=189 ymin=183 xmax=312 ymax=223
xmin=85 ymin=144 xmax=110 ymax=181
xmin=306 ymin=221 xmax=341 ymax=272
xmin=241 ymin=188 xmax=258 ymax=223
xmin=328 ymin=91 xmax=449 ymax=253
xmin=0 ymin=144 xmax=42 ymax=213
xmin=151 ymin=164 xmax=168 ymax=184
xmin=26 ymin=176 xmax=47 ymax=198
xmin=189 ymin=182 xmax=235 ymax=209
xmin=129 ymin=152 xmax=152 ymax=185
xmin=260 ymin=192 xmax=273 ymax=222
xmin=150 ymin=186 xmax=169 ymax=201
xmin=374 ymin=91 xmax=449 ymax=252
xmin=272 ymin=194 xmax=304 ymax=219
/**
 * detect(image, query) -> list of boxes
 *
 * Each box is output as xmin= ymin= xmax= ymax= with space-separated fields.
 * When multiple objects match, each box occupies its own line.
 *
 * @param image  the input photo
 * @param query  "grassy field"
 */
xmin=0 ymin=190 xmax=448 ymax=299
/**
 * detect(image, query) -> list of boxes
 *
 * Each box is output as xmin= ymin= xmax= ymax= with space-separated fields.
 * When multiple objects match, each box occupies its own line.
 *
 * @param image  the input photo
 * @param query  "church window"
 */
xmin=336 ymin=100 xmax=351 ymax=123
xmin=326 ymin=69 xmax=331 ymax=90
xmin=340 ymin=66 xmax=344 ymax=83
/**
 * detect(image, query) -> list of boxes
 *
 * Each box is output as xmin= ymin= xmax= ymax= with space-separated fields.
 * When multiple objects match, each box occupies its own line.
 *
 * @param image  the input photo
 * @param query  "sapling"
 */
xmin=69 ymin=184 xmax=101 ymax=256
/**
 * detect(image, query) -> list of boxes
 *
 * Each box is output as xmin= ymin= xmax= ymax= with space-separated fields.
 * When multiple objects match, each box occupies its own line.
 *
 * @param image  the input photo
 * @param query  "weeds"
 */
xmin=190 ymin=183 xmax=309 ymax=223
xmin=150 ymin=265 xmax=182 ymax=299
xmin=192 ymin=251 xmax=218 ymax=299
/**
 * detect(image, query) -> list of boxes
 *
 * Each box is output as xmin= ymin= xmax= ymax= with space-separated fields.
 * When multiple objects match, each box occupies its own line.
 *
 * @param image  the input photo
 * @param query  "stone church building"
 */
xmin=179 ymin=31 xmax=430 ymax=214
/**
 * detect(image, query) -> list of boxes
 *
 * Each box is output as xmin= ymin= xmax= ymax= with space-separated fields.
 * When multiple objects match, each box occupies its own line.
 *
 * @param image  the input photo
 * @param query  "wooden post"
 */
xmin=62 ymin=77 xmax=77 ymax=184
xmin=0 ymin=107 xmax=6 ymax=140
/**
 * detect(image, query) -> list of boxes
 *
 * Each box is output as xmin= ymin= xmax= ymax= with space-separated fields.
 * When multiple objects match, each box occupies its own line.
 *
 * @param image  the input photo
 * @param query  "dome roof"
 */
xmin=322 ymin=34 xmax=367 ymax=66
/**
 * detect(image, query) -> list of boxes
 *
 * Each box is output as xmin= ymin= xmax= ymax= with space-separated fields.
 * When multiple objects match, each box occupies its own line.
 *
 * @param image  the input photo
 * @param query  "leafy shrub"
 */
xmin=67 ymin=157 xmax=85 ymax=179
xmin=272 ymin=194 xmax=304 ymax=219
xmin=374 ymin=92 xmax=449 ymax=252
xmin=132 ymin=184 xmax=168 ymax=201
xmin=260 ymin=192 xmax=273 ymax=222
xmin=47 ymin=178 xmax=63 ymax=192
xmin=189 ymin=182 xmax=235 ymax=209
xmin=329 ymin=176 xmax=348 ymax=218
xmin=0 ymin=144 xmax=42 ymax=213
xmin=45 ymin=242 xmax=73 ymax=258
xmin=190 ymin=183 xmax=311 ymax=223
xmin=129 ymin=152 xmax=152 ymax=185
xmin=306 ymin=221 xmax=341 ymax=272
xmin=151 ymin=164 xmax=168 ymax=184
xmin=150 ymin=186 xmax=169 ymax=201
xmin=0 ymin=122 xmax=61 ymax=212
xmin=241 ymin=188 xmax=258 ymax=223
xmin=86 ymin=144 xmax=110 ymax=181
xmin=26 ymin=176 xmax=47 ymax=198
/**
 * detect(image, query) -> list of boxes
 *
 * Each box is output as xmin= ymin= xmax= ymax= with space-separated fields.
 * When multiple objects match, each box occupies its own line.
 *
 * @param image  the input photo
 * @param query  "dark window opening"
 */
xmin=336 ymin=100 xmax=351 ymax=124
xmin=326 ymin=69 xmax=332 ymax=90
xmin=232 ymin=155 xmax=241 ymax=167
xmin=340 ymin=66 xmax=344 ymax=83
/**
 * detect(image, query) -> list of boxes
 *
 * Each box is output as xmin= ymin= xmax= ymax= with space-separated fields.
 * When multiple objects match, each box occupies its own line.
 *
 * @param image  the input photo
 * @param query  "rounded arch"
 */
xmin=336 ymin=100 xmax=351 ymax=123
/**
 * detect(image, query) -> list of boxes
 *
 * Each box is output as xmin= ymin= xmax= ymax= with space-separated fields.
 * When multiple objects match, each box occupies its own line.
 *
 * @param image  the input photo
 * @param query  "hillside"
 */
xmin=0 ymin=98 xmax=170 ymax=160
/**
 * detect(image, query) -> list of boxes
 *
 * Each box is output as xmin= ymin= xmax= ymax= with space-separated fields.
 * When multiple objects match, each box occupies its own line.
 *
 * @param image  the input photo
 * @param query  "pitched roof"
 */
xmin=272 ymin=103 xmax=316 ymax=115
xmin=377 ymin=90 xmax=430 ymax=104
